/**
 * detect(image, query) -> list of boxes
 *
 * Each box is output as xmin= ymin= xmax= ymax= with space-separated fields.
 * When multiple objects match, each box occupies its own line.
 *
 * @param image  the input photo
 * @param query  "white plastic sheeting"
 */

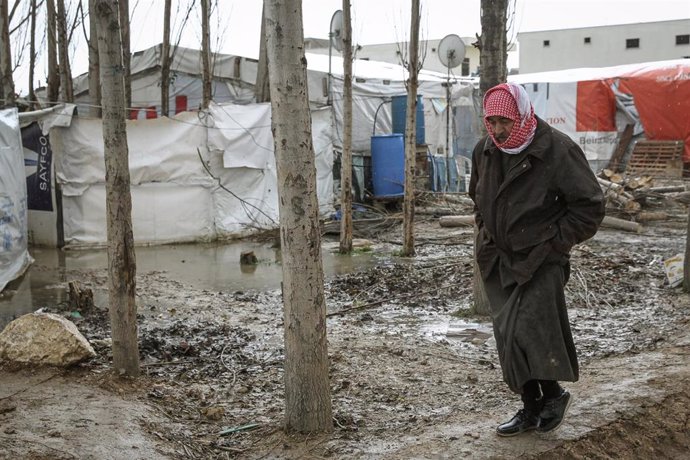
xmin=54 ymin=103 xmax=334 ymax=247
xmin=208 ymin=103 xmax=334 ymax=236
xmin=69 ymin=45 xmax=478 ymax=156
xmin=0 ymin=109 xmax=33 ymax=292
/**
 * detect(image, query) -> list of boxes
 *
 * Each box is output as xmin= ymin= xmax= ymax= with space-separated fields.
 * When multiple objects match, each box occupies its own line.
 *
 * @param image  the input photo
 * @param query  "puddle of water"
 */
xmin=421 ymin=320 xmax=493 ymax=343
xmin=0 ymin=240 xmax=381 ymax=329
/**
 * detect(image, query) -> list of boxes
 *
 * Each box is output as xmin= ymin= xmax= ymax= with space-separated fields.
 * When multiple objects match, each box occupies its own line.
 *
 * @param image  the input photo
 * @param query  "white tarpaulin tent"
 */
xmin=34 ymin=45 xmax=484 ymax=247
xmin=70 ymin=45 xmax=479 ymax=163
xmin=49 ymin=102 xmax=333 ymax=248
xmin=0 ymin=108 xmax=32 ymax=291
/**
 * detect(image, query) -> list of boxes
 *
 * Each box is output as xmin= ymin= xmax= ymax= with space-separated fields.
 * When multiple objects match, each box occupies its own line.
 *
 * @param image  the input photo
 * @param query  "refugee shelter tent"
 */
xmin=70 ymin=45 xmax=482 ymax=192
xmin=0 ymin=108 xmax=32 ymax=292
xmin=39 ymin=101 xmax=333 ymax=248
xmin=301 ymin=52 xmax=477 ymax=152
xmin=310 ymin=52 xmax=480 ymax=193
xmin=72 ymin=44 xmax=258 ymax=116
xmin=509 ymin=59 xmax=690 ymax=171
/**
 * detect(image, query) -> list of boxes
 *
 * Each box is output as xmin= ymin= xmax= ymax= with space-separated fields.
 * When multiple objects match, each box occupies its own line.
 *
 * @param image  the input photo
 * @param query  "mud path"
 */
xmin=1 ymin=217 xmax=689 ymax=459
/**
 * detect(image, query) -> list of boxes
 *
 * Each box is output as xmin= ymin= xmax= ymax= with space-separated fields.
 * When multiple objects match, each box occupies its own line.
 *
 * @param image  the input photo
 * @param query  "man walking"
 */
xmin=469 ymin=83 xmax=605 ymax=436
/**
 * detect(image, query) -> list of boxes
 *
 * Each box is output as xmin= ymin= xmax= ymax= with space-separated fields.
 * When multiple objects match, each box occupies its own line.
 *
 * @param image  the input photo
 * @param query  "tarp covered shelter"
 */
xmin=25 ymin=45 xmax=483 ymax=248
xmin=0 ymin=109 xmax=32 ymax=291
xmin=29 ymin=102 xmax=333 ymax=248
xmin=509 ymin=59 xmax=690 ymax=170
xmin=71 ymin=44 xmax=481 ymax=173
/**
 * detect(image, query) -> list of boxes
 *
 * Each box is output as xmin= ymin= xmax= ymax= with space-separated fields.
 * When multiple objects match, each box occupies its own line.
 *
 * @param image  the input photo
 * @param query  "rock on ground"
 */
xmin=0 ymin=312 xmax=96 ymax=366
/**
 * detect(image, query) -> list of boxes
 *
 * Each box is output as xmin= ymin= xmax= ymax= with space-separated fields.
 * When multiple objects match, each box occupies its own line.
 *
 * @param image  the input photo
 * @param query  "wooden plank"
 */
xmin=625 ymin=140 xmax=684 ymax=178
xmin=607 ymin=124 xmax=634 ymax=172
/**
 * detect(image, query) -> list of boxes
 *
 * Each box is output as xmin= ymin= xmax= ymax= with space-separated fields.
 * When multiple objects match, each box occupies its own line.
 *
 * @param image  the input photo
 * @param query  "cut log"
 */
xmin=68 ymin=281 xmax=94 ymax=312
xmin=599 ymin=177 xmax=641 ymax=212
xmin=439 ymin=215 xmax=475 ymax=227
xmin=668 ymin=191 xmax=690 ymax=204
xmin=648 ymin=185 xmax=687 ymax=194
xmin=626 ymin=176 xmax=653 ymax=190
xmin=416 ymin=207 xmax=458 ymax=216
xmin=635 ymin=211 xmax=668 ymax=222
xmin=601 ymin=216 xmax=643 ymax=233
xmin=598 ymin=177 xmax=634 ymax=198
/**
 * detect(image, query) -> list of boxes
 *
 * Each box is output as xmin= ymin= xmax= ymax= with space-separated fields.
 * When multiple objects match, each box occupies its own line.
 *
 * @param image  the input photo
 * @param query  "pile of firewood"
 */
xmin=598 ymin=169 xmax=690 ymax=225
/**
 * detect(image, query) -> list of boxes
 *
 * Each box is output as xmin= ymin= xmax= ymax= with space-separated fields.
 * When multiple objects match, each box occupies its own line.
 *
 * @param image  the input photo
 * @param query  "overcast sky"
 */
xmin=129 ymin=0 xmax=689 ymax=57
xmin=12 ymin=0 xmax=690 ymax=95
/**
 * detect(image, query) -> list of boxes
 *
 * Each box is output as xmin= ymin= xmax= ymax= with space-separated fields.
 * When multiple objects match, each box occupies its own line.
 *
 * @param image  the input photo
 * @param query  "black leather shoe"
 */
xmin=496 ymin=409 xmax=539 ymax=437
xmin=537 ymin=390 xmax=572 ymax=433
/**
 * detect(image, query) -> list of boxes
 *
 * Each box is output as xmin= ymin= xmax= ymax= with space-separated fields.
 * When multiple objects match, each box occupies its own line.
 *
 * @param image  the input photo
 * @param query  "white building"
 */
xmin=518 ymin=19 xmax=690 ymax=73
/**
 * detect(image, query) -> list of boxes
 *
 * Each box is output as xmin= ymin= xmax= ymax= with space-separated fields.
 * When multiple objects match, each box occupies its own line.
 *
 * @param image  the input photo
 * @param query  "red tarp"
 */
xmin=615 ymin=64 xmax=690 ymax=161
xmin=576 ymin=80 xmax=617 ymax=132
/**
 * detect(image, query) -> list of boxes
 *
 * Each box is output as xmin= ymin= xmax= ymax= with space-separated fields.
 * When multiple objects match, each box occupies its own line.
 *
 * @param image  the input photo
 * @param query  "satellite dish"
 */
xmin=330 ymin=10 xmax=344 ymax=52
xmin=438 ymin=34 xmax=466 ymax=69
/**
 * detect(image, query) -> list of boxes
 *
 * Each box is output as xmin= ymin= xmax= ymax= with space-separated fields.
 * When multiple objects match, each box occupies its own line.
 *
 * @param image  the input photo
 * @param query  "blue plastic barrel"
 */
xmin=371 ymin=134 xmax=405 ymax=198
xmin=391 ymin=94 xmax=425 ymax=145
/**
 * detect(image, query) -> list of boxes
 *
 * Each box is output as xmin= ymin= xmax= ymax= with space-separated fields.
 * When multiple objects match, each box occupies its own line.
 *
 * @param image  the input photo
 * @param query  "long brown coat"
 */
xmin=468 ymin=117 xmax=605 ymax=392
xmin=469 ymin=117 xmax=605 ymax=285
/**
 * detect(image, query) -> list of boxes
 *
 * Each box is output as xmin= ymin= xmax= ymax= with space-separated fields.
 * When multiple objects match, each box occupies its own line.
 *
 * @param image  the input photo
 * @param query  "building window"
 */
xmin=543 ymin=40 xmax=550 ymax=47
xmin=584 ymin=37 xmax=591 ymax=44
xmin=461 ymin=57 xmax=470 ymax=76
xmin=677 ymin=34 xmax=690 ymax=45
xmin=626 ymin=38 xmax=640 ymax=49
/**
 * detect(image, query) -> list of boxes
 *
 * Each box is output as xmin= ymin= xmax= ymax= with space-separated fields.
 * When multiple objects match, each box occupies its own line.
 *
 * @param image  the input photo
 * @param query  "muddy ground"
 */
xmin=1 ymin=195 xmax=689 ymax=459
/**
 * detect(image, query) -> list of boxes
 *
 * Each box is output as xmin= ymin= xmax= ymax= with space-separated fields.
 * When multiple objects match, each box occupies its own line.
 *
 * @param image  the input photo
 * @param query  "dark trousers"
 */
xmin=521 ymin=379 xmax=562 ymax=414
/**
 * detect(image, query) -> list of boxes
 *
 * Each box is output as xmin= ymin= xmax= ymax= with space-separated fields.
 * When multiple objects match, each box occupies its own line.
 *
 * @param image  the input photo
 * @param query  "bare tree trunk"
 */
xmin=94 ymin=0 xmax=139 ymax=377
xmin=683 ymin=210 xmax=690 ymax=292
xmin=28 ymin=0 xmax=37 ymax=108
xmin=46 ymin=0 xmax=60 ymax=103
xmin=338 ymin=0 xmax=353 ymax=254
xmin=88 ymin=0 xmax=101 ymax=117
xmin=264 ymin=0 xmax=332 ymax=433
xmin=254 ymin=4 xmax=270 ymax=103
xmin=118 ymin=0 xmax=130 ymax=108
xmin=473 ymin=0 xmax=509 ymax=316
xmin=200 ymin=0 xmax=211 ymax=109
xmin=401 ymin=0 xmax=421 ymax=257
xmin=478 ymin=0 xmax=508 ymax=95
xmin=56 ymin=0 xmax=73 ymax=102
xmin=160 ymin=0 xmax=171 ymax=116
xmin=0 ymin=0 xmax=15 ymax=108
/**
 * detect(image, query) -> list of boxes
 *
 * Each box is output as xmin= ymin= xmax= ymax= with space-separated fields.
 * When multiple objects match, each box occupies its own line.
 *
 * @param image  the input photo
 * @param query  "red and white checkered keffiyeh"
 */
xmin=483 ymin=83 xmax=537 ymax=154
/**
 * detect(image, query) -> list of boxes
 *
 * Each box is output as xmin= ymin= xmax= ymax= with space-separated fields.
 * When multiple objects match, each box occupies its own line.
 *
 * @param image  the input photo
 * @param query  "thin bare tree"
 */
xmin=264 ymin=0 xmax=333 ymax=433
xmin=56 ymin=0 xmax=73 ymax=101
xmin=685 ymin=210 xmax=690 ymax=292
xmin=254 ymin=4 xmax=270 ymax=103
xmin=94 ymin=0 xmax=139 ymax=377
xmin=472 ymin=0 xmax=509 ymax=315
xmin=338 ymin=0 xmax=353 ymax=254
xmin=200 ymin=0 xmax=211 ymax=109
xmin=118 ymin=0 xmax=130 ymax=108
xmin=478 ymin=0 xmax=508 ymax=95
xmin=401 ymin=0 xmax=421 ymax=257
xmin=87 ymin=0 xmax=101 ymax=116
xmin=0 ymin=0 xmax=15 ymax=107
xmin=28 ymin=0 xmax=37 ymax=108
xmin=160 ymin=0 xmax=171 ymax=116
xmin=46 ymin=0 xmax=59 ymax=103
